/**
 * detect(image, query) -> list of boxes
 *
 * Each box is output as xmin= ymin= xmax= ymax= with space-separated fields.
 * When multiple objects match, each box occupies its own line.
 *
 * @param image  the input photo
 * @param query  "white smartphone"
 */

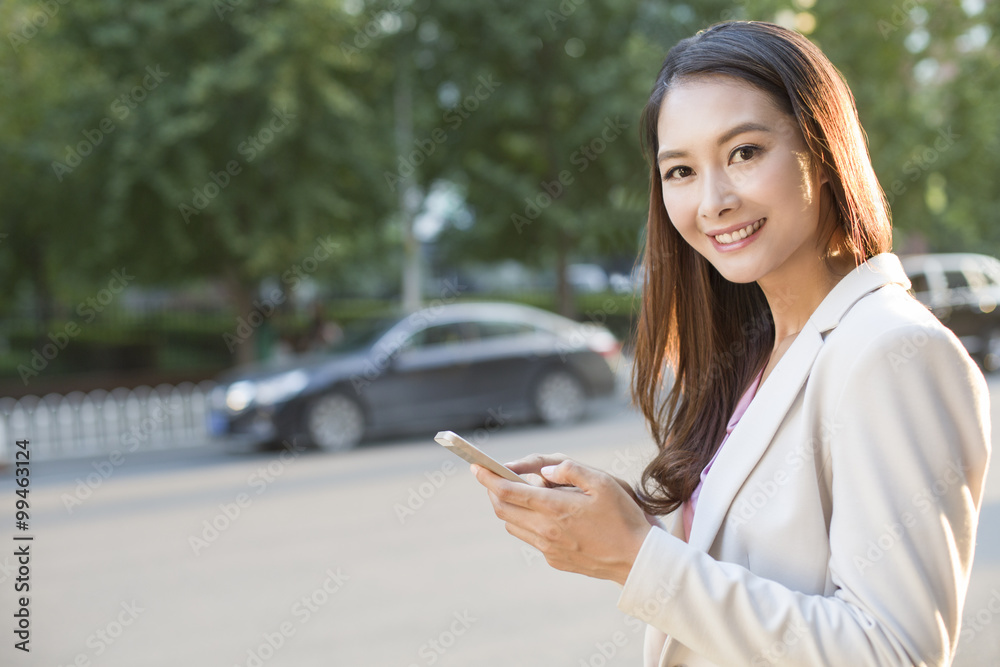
xmin=434 ymin=430 xmax=527 ymax=484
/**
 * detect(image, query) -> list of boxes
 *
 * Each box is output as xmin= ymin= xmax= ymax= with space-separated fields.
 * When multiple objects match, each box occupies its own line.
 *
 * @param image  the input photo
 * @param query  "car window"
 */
xmin=944 ymin=270 xmax=970 ymax=290
xmin=908 ymin=272 xmax=929 ymax=295
xmin=470 ymin=321 xmax=537 ymax=339
xmin=964 ymin=269 xmax=995 ymax=290
xmin=980 ymin=258 xmax=1000 ymax=285
xmin=406 ymin=323 xmax=466 ymax=348
xmin=330 ymin=317 xmax=397 ymax=352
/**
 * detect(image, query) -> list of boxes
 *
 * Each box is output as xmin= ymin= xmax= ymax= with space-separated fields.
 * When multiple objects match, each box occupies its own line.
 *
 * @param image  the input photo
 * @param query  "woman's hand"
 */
xmin=505 ymin=454 xmax=664 ymax=529
xmin=472 ymin=458 xmax=652 ymax=586
xmin=503 ymin=453 xmax=575 ymax=488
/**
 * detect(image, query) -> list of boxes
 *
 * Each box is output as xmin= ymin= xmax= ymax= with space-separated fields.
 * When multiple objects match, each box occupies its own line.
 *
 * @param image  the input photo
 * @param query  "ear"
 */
xmin=815 ymin=157 xmax=832 ymax=187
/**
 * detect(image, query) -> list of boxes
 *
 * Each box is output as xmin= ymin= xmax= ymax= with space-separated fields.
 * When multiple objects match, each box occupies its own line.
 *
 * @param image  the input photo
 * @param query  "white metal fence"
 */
xmin=0 ymin=381 xmax=217 ymax=462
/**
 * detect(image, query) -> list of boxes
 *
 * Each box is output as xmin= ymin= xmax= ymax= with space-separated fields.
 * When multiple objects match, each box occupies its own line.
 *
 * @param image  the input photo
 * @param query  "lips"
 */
xmin=710 ymin=218 xmax=765 ymax=245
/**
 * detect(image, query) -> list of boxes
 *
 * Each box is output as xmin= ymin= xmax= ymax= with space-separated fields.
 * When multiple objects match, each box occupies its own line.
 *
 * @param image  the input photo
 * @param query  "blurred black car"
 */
xmin=901 ymin=252 xmax=1000 ymax=371
xmin=207 ymin=302 xmax=621 ymax=451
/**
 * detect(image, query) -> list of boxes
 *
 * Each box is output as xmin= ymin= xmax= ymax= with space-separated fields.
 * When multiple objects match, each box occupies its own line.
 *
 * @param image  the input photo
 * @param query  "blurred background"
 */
xmin=2 ymin=0 xmax=1000 ymax=665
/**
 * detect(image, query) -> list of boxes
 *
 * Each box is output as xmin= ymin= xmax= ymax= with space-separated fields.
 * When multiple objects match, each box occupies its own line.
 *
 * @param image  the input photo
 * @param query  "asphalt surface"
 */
xmin=2 ymin=379 xmax=999 ymax=667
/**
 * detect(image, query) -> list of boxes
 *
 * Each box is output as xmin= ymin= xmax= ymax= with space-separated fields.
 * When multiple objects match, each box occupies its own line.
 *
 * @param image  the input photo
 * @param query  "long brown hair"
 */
xmin=631 ymin=21 xmax=892 ymax=516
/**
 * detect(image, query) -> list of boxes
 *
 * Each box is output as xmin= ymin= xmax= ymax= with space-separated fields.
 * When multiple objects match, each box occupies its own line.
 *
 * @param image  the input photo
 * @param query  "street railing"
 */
xmin=0 ymin=381 xmax=216 ymax=463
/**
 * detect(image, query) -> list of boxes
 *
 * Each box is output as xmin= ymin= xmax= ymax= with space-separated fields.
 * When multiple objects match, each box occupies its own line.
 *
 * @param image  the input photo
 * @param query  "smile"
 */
xmin=714 ymin=219 xmax=764 ymax=245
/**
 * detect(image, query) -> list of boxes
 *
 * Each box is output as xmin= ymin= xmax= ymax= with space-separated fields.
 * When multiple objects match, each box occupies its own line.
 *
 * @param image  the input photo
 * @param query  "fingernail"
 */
xmin=540 ymin=465 xmax=556 ymax=477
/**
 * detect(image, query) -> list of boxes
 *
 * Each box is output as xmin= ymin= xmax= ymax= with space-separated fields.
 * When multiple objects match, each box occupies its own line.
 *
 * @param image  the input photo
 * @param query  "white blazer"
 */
xmin=616 ymin=253 xmax=992 ymax=667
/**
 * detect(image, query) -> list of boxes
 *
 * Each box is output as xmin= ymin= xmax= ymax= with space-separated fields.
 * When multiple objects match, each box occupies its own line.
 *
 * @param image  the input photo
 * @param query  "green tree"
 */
xmin=48 ymin=0 xmax=397 ymax=361
xmin=371 ymin=0 xmax=673 ymax=316
xmin=0 ymin=0 xmax=109 ymax=337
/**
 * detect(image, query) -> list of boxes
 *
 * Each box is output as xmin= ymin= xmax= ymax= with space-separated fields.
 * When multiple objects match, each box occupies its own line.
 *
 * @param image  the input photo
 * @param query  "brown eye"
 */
xmin=731 ymin=145 xmax=760 ymax=163
xmin=663 ymin=166 xmax=692 ymax=181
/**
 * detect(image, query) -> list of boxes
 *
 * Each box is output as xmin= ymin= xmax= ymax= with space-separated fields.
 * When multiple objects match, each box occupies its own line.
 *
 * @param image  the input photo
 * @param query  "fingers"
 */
xmin=471 ymin=464 xmax=546 ymax=509
xmin=521 ymin=472 xmax=549 ymax=488
xmin=539 ymin=459 xmax=613 ymax=494
xmin=481 ymin=479 xmax=589 ymax=558
xmin=472 ymin=464 xmax=585 ymax=512
xmin=503 ymin=453 xmax=570 ymax=476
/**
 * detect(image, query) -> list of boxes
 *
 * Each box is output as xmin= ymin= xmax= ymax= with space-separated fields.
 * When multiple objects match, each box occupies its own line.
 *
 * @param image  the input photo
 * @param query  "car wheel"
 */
xmin=533 ymin=369 xmax=586 ymax=425
xmin=306 ymin=393 xmax=365 ymax=452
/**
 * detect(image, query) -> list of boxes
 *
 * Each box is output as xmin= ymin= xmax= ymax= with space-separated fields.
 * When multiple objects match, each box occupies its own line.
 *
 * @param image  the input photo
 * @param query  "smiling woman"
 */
xmin=471 ymin=20 xmax=990 ymax=667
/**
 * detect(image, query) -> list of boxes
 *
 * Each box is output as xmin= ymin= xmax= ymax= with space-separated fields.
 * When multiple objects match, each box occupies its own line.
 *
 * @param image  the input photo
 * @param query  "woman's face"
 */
xmin=656 ymin=75 xmax=829 ymax=286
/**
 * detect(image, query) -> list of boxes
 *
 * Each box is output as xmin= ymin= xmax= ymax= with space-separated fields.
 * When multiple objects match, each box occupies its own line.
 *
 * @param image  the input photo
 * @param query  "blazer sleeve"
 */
xmin=617 ymin=323 xmax=991 ymax=666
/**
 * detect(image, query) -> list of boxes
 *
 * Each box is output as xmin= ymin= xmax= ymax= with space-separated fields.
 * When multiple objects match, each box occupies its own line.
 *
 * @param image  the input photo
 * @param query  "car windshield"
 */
xmin=328 ymin=317 xmax=398 ymax=353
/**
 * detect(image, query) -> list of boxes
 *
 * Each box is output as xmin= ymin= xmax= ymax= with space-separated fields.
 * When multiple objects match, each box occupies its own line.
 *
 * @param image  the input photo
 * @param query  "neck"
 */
xmin=758 ymin=248 xmax=857 ymax=346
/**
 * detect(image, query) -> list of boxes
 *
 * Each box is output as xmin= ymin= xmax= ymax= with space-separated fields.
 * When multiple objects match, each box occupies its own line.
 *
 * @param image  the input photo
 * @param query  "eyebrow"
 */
xmin=657 ymin=122 xmax=773 ymax=162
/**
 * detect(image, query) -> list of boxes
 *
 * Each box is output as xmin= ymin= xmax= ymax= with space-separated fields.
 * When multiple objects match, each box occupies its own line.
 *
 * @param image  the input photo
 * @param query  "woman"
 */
xmin=471 ymin=21 xmax=991 ymax=667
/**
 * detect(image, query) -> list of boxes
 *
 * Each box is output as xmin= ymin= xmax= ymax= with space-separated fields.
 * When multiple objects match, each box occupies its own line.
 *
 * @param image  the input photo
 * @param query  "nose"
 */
xmin=697 ymin=169 xmax=740 ymax=221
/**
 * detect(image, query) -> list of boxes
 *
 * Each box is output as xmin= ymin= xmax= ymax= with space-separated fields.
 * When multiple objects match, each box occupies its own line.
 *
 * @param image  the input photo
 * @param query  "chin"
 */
xmin=717 ymin=269 xmax=761 ymax=285
xmin=705 ymin=257 xmax=764 ymax=285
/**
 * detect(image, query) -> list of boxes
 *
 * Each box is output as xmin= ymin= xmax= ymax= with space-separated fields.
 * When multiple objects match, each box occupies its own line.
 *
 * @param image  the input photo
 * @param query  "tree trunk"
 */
xmin=28 ymin=242 xmax=53 ymax=346
xmin=555 ymin=229 xmax=576 ymax=319
xmin=395 ymin=50 xmax=422 ymax=314
xmin=225 ymin=273 xmax=258 ymax=367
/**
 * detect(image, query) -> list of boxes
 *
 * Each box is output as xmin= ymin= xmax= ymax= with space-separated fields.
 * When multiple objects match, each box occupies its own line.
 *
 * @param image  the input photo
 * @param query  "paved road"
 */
xmin=2 ymin=379 xmax=999 ymax=667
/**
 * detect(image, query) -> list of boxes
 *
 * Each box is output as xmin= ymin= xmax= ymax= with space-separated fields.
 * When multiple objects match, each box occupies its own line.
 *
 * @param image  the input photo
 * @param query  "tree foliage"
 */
xmin=1 ymin=0 xmax=997 ymax=356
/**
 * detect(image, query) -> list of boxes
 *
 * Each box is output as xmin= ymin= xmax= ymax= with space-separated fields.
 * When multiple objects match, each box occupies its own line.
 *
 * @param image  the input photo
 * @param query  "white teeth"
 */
xmin=715 ymin=219 xmax=763 ymax=245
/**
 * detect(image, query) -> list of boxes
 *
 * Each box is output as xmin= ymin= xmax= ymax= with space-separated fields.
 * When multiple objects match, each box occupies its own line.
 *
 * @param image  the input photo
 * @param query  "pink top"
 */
xmin=682 ymin=367 xmax=765 ymax=542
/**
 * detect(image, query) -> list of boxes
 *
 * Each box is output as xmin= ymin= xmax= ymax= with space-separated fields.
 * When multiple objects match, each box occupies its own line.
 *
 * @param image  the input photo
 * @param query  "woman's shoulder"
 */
xmin=822 ymin=281 xmax=959 ymax=355
xmin=812 ymin=282 xmax=984 ymax=395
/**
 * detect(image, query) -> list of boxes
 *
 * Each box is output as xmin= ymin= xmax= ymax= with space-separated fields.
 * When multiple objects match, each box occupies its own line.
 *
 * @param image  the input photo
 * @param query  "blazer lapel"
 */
xmin=686 ymin=253 xmax=911 ymax=553
xmin=687 ymin=325 xmax=823 ymax=552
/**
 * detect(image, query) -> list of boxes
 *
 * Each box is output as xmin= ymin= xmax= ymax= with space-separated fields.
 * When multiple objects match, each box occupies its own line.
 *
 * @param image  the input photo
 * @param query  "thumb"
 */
xmin=540 ymin=460 xmax=604 ymax=492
